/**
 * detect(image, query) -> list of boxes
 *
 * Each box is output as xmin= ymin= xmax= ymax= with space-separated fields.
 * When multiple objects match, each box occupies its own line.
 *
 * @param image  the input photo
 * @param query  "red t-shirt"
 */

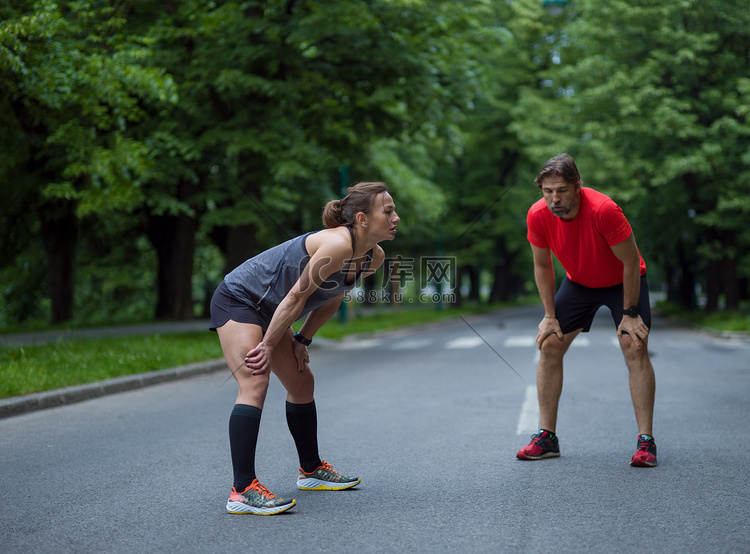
xmin=526 ymin=187 xmax=646 ymax=288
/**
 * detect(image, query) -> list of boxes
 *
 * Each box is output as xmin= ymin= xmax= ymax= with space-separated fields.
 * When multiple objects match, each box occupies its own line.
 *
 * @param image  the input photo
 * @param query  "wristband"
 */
xmin=544 ymin=315 xmax=556 ymax=319
xmin=293 ymin=332 xmax=312 ymax=346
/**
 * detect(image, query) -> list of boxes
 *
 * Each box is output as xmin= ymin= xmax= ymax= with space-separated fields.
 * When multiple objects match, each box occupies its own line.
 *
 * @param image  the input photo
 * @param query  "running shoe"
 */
xmin=226 ymin=479 xmax=296 ymax=515
xmin=297 ymin=460 xmax=361 ymax=490
xmin=630 ymin=434 xmax=657 ymax=467
xmin=516 ymin=430 xmax=561 ymax=460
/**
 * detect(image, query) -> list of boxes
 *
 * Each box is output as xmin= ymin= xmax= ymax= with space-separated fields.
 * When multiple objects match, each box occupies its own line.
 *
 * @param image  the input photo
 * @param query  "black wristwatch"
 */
xmin=293 ymin=332 xmax=312 ymax=346
xmin=623 ymin=306 xmax=639 ymax=317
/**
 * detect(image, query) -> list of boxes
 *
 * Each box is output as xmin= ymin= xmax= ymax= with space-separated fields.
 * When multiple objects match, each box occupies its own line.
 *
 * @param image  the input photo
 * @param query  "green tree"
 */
xmin=0 ymin=1 xmax=176 ymax=324
xmin=512 ymin=0 xmax=750 ymax=311
xmin=434 ymin=0 xmax=559 ymax=305
xmin=134 ymin=0 xmax=501 ymax=318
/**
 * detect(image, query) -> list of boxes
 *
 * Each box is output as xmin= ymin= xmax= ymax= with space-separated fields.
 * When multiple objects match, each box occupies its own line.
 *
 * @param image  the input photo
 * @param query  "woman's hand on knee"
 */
xmin=292 ymin=340 xmax=310 ymax=374
xmin=245 ymin=341 xmax=272 ymax=375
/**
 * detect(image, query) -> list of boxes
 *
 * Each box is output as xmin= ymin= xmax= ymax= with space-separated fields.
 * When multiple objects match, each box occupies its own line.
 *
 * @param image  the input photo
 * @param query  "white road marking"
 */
xmin=445 ymin=336 xmax=484 ymax=349
xmin=517 ymin=385 xmax=539 ymax=435
xmin=504 ymin=336 xmax=536 ymax=347
xmin=503 ymin=335 xmax=625 ymax=349
xmin=390 ymin=338 xmax=434 ymax=350
xmin=331 ymin=333 xmax=631 ymax=353
xmin=334 ymin=339 xmax=384 ymax=350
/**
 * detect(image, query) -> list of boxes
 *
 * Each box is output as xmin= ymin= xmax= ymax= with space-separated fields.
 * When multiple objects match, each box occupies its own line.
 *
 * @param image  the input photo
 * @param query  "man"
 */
xmin=517 ymin=153 xmax=657 ymax=467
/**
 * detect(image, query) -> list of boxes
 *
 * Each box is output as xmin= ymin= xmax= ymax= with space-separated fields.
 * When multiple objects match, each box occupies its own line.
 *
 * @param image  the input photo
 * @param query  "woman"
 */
xmin=210 ymin=182 xmax=400 ymax=515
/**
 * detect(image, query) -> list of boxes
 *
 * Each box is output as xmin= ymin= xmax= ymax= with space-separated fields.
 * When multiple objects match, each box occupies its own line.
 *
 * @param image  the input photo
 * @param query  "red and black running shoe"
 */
xmin=630 ymin=434 xmax=657 ymax=467
xmin=517 ymin=430 xmax=561 ymax=460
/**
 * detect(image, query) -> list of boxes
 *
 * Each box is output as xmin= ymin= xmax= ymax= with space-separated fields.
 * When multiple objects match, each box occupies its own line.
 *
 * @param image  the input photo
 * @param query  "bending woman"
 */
xmin=210 ymin=182 xmax=399 ymax=515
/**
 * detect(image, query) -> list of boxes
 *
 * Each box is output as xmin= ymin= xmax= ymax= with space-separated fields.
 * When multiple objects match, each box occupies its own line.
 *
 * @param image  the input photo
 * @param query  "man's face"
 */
xmin=540 ymin=176 xmax=580 ymax=219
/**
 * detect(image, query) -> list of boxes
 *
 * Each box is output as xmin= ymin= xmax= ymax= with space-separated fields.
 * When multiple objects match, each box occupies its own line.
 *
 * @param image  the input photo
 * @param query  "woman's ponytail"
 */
xmin=320 ymin=182 xmax=389 ymax=229
xmin=322 ymin=199 xmax=345 ymax=229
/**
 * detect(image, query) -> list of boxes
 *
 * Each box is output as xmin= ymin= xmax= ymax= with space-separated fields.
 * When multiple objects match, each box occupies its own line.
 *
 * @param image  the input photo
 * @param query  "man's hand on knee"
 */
xmin=617 ymin=315 xmax=649 ymax=351
xmin=536 ymin=317 xmax=564 ymax=349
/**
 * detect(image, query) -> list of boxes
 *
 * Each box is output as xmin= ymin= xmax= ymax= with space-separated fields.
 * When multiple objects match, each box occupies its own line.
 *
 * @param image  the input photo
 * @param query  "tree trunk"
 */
xmin=740 ymin=278 xmax=749 ymax=301
xmin=721 ymin=255 xmax=740 ymax=311
xmin=462 ymin=265 xmax=481 ymax=302
xmin=489 ymin=264 xmax=512 ymax=303
xmin=453 ymin=267 xmax=465 ymax=307
xmin=666 ymin=265 xmax=678 ymax=305
xmin=488 ymin=233 xmax=520 ymax=303
xmin=212 ymin=224 xmax=259 ymax=275
xmin=678 ymin=249 xmax=696 ymax=311
xmin=718 ymin=230 xmax=739 ymax=310
xmin=146 ymin=183 xmax=199 ymax=320
xmin=704 ymin=259 xmax=721 ymax=313
xmin=39 ymin=199 xmax=78 ymax=324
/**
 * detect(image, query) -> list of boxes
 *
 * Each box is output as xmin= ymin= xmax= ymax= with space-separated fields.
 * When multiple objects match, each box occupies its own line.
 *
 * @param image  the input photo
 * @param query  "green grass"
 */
xmin=699 ymin=311 xmax=750 ymax=332
xmin=0 ymin=303 xmax=504 ymax=400
xmin=0 ymin=332 xmax=222 ymax=399
xmin=656 ymin=301 xmax=750 ymax=333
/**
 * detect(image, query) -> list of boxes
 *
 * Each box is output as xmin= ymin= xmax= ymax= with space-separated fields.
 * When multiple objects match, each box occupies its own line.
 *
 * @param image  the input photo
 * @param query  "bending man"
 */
xmin=517 ymin=154 xmax=657 ymax=467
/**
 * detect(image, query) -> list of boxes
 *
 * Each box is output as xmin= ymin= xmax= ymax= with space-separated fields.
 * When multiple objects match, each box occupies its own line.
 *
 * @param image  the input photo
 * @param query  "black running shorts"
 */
xmin=209 ymin=281 xmax=270 ymax=332
xmin=554 ymin=274 xmax=652 ymax=334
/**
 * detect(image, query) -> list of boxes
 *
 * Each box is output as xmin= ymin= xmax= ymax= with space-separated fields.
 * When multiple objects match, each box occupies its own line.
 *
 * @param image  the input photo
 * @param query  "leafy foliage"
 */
xmin=511 ymin=0 xmax=750 ymax=310
xmin=1 ymin=0 xmax=747 ymax=327
xmin=0 ymin=1 xmax=176 ymax=323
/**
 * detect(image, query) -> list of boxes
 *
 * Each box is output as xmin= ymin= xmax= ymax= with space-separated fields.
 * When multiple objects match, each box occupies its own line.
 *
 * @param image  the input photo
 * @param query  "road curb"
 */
xmin=0 ymin=359 xmax=226 ymax=420
xmin=0 ymin=337 xmax=346 ymax=421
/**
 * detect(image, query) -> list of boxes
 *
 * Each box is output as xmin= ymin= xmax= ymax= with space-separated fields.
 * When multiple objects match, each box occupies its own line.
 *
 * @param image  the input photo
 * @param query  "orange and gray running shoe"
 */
xmin=630 ymin=434 xmax=658 ymax=467
xmin=226 ymin=479 xmax=296 ymax=515
xmin=516 ymin=430 xmax=561 ymax=460
xmin=297 ymin=460 xmax=361 ymax=490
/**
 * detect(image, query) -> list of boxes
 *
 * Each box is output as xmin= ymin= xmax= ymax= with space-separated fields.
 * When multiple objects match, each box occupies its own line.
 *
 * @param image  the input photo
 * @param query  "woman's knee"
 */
xmin=237 ymin=371 xmax=271 ymax=403
xmin=279 ymin=369 xmax=315 ymax=404
xmin=291 ymin=369 xmax=315 ymax=395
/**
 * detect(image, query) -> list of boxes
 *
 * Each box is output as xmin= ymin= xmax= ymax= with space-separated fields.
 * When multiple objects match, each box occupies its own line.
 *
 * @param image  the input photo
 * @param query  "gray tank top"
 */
xmin=223 ymin=229 xmax=372 ymax=326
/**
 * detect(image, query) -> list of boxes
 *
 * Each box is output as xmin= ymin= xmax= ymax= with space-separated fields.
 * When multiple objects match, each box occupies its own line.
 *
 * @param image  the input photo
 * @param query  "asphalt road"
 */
xmin=1 ymin=307 xmax=748 ymax=553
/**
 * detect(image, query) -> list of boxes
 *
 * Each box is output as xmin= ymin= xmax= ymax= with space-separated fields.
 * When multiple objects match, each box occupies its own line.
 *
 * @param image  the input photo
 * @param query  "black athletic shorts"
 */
xmin=555 ymin=274 xmax=652 ymax=334
xmin=209 ymin=281 xmax=270 ymax=332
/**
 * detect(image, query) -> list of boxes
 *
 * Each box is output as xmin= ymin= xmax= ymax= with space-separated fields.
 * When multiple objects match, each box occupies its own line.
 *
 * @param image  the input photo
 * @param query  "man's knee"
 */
xmin=619 ymin=336 xmax=650 ymax=366
xmin=540 ymin=336 xmax=568 ymax=359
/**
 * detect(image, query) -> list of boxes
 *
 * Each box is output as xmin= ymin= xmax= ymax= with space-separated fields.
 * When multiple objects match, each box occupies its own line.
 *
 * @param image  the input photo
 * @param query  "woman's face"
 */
xmin=369 ymin=192 xmax=400 ymax=240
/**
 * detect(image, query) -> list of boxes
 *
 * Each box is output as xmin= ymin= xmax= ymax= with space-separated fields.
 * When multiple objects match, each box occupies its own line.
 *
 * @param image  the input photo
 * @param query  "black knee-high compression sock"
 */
xmin=286 ymin=400 xmax=322 ymax=473
xmin=228 ymin=404 xmax=262 ymax=491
